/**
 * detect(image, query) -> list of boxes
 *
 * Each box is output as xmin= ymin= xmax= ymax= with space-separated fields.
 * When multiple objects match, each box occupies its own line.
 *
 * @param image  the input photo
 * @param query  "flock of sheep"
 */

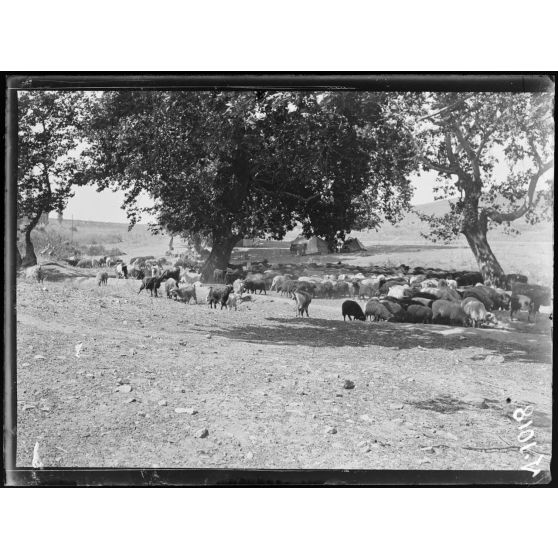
xmin=24 ymin=256 xmax=552 ymax=329
xmin=86 ymin=259 xmax=550 ymax=328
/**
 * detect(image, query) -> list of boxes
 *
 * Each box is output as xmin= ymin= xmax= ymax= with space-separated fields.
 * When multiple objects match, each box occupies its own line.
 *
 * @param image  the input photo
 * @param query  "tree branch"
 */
xmin=451 ymin=121 xmax=481 ymax=182
xmin=485 ymin=161 xmax=553 ymax=223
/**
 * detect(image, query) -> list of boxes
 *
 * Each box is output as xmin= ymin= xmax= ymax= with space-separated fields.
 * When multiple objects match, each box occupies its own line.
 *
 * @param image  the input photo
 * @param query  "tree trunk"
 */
xmin=462 ymin=213 xmax=506 ymax=287
xmin=200 ymin=232 xmax=240 ymax=282
xmin=168 ymin=235 xmax=174 ymax=251
xmin=22 ymin=226 xmax=38 ymax=267
xmin=16 ymin=246 xmax=23 ymax=268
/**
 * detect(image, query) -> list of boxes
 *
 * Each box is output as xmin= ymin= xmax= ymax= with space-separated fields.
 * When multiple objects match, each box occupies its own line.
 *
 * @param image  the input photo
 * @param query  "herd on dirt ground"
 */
xmin=24 ymin=254 xmax=552 ymax=328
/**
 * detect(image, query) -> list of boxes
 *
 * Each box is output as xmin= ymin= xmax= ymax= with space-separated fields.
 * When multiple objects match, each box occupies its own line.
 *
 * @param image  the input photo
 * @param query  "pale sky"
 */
xmin=55 ymin=172 xmax=440 ymax=224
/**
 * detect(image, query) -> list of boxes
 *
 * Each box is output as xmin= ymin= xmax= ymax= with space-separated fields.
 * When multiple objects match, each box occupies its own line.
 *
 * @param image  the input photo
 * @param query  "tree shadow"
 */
xmin=200 ymin=317 xmax=552 ymax=365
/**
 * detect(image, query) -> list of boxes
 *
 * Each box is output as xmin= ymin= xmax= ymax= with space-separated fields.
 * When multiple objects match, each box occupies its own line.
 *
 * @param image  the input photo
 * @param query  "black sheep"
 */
xmin=159 ymin=267 xmax=181 ymax=284
xmin=207 ymin=285 xmax=234 ymax=309
xmin=341 ymin=300 xmax=365 ymax=321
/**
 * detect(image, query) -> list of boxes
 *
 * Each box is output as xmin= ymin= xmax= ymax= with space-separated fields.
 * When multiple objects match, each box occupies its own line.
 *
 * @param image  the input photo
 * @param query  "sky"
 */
xmin=55 ymin=172 xmax=441 ymax=224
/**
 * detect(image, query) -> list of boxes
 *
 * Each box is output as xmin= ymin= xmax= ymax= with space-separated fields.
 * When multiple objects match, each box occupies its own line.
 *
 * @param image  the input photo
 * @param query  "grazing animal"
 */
xmin=364 ymin=300 xmax=393 ymax=322
xmin=506 ymin=273 xmax=528 ymax=287
xmin=159 ymin=267 xmax=180 ymax=284
xmin=461 ymin=297 xmax=489 ymax=328
xmin=206 ymin=285 xmax=233 ymax=309
xmin=431 ymin=300 xmax=469 ymax=326
xmin=96 ymin=271 xmax=109 ymax=286
xmin=511 ymin=283 xmax=551 ymax=322
xmin=381 ymin=300 xmax=404 ymax=321
xmin=456 ymin=272 xmax=483 ymax=287
xmin=341 ymin=300 xmax=366 ymax=321
xmin=242 ymin=279 xmax=267 ymax=295
xmin=292 ymin=290 xmax=312 ymax=317
xmin=165 ymin=278 xmax=178 ymax=298
xmin=129 ymin=267 xmax=145 ymax=280
xmin=462 ymin=287 xmax=494 ymax=311
xmin=510 ymin=294 xmax=532 ymax=321
xmin=411 ymin=297 xmax=434 ymax=308
xmin=405 ymin=304 xmax=433 ymax=324
xmin=226 ymin=293 xmax=239 ymax=311
xmin=77 ymin=258 xmax=92 ymax=268
xmin=138 ymin=276 xmax=163 ymax=297
xmin=26 ymin=265 xmax=45 ymax=283
xmin=116 ymin=263 xmax=128 ymax=279
xmin=171 ymin=285 xmax=197 ymax=304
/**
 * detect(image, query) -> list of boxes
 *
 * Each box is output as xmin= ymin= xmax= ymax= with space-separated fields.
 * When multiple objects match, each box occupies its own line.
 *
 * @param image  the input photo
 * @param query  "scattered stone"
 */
xmin=116 ymin=384 xmax=132 ymax=393
xmin=357 ymin=440 xmax=368 ymax=447
xmin=175 ymin=407 xmax=197 ymax=414
xmin=138 ymin=411 xmax=146 ymax=417
xmin=484 ymin=355 xmax=505 ymax=364
xmin=129 ymin=348 xmax=137 ymax=356
xmin=419 ymin=459 xmax=431 ymax=465
xmin=389 ymin=403 xmax=404 ymax=410
xmin=421 ymin=446 xmax=436 ymax=454
xmin=40 ymin=406 xmax=51 ymax=412
xmin=34 ymin=355 xmax=45 ymax=360
xmin=343 ymin=380 xmax=355 ymax=390
xmin=246 ymin=451 xmax=254 ymax=460
xmin=194 ymin=428 xmax=209 ymax=438
xmin=126 ymin=398 xmax=136 ymax=403
xmin=123 ymin=320 xmax=128 ymax=325
xmin=360 ymin=414 xmax=373 ymax=422
xmin=22 ymin=404 xmax=36 ymax=411
xmin=158 ymin=400 xmax=168 ymax=406
xmin=206 ymin=334 xmax=212 ymax=339
xmin=85 ymin=373 xmax=94 ymax=378
xmin=21 ymin=363 xmax=30 ymax=368
xmin=325 ymin=426 xmax=337 ymax=434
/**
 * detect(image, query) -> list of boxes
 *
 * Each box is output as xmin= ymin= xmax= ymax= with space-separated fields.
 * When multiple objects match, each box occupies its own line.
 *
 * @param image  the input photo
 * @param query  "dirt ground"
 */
xmin=15 ymin=266 xmax=552 ymax=473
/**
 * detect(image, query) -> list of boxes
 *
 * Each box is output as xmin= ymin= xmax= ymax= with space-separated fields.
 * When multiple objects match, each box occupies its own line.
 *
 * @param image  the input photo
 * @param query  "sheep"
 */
xmin=226 ymin=293 xmax=239 ymax=311
xmin=431 ymin=300 xmax=469 ymax=327
xmin=341 ymin=300 xmax=366 ymax=321
xmin=387 ymin=284 xmax=413 ymax=299
xmin=171 ymin=285 xmax=197 ymax=304
xmin=25 ymin=265 xmax=45 ymax=283
xmin=511 ymin=283 xmax=552 ymax=322
xmin=381 ymin=300 xmax=404 ymax=321
xmin=411 ymin=297 xmax=434 ymax=308
xmin=461 ymin=297 xmax=489 ymax=328
xmin=510 ymin=294 xmax=532 ymax=321
xmin=116 ymin=263 xmax=128 ymax=279
xmin=405 ymin=304 xmax=433 ymax=324
xmin=365 ymin=300 xmax=393 ymax=322
xmin=462 ymin=287 xmax=494 ymax=311
xmin=77 ymin=258 xmax=92 ymax=268
xmin=165 ymin=278 xmax=178 ymax=298
xmin=292 ymin=290 xmax=312 ymax=317
xmin=96 ymin=271 xmax=109 ymax=286
xmin=348 ymin=281 xmax=360 ymax=298
xmin=138 ymin=276 xmax=163 ymax=297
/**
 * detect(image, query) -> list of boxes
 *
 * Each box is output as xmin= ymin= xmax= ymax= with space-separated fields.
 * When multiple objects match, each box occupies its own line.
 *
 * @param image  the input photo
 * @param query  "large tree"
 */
xmin=79 ymin=90 xmax=417 ymax=279
xmin=406 ymin=92 xmax=554 ymax=287
xmin=17 ymin=91 xmax=84 ymax=266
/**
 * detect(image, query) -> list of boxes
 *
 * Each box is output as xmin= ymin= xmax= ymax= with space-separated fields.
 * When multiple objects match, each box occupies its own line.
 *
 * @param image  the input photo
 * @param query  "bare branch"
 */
xmin=451 ymin=122 xmax=481 ymax=182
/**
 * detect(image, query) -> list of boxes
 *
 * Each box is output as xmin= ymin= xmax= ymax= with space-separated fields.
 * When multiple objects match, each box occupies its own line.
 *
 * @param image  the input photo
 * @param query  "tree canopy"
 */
xmin=79 ymin=90 xmax=417 ymax=277
xmin=17 ymin=90 xmax=84 ymax=265
xmin=403 ymin=91 xmax=554 ymax=286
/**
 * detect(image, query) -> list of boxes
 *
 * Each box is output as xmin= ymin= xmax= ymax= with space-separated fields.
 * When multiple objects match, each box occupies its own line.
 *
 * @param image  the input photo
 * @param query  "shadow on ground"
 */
xmin=201 ymin=317 xmax=552 ymax=365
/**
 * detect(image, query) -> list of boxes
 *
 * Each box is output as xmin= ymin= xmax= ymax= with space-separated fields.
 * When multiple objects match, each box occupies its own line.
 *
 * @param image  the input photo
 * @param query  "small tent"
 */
xmin=342 ymin=237 xmax=366 ymax=252
xmin=306 ymin=236 xmax=330 ymax=255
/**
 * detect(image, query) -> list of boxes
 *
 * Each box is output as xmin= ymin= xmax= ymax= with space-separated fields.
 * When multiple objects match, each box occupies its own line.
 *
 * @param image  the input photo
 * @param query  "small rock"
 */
xmin=126 ymin=398 xmax=136 ymax=403
xmin=123 ymin=320 xmax=127 ymax=325
xmin=129 ymin=349 xmax=137 ymax=356
xmin=158 ymin=400 xmax=168 ymax=406
xmin=389 ymin=403 xmax=404 ymax=410
xmin=246 ymin=451 xmax=254 ymax=460
xmin=343 ymin=380 xmax=355 ymax=390
xmin=419 ymin=459 xmax=431 ymax=465
xmin=116 ymin=384 xmax=132 ymax=393
xmin=21 ymin=363 xmax=30 ymax=368
xmin=325 ymin=426 xmax=337 ymax=434
xmin=421 ymin=446 xmax=436 ymax=454
xmin=40 ymin=406 xmax=51 ymax=412
xmin=34 ymin=355 xmax=45 ymax=360
xmin=484 ymin=355 xmax=505 ymax=364
xmin=360 ymin=414 xmax=373 ymax=422
xmin=195 ymin=428 xmax=209 ymax=438
xmin=85 ymin=373 xmax=94 ymax=378
xmin=357 ymin=440 xmax=368 ymax=447
xmin=22 ymin=404 xmax=36 ymax=411
xmin=206 ymin=334 xmax=212 ymax=339
xmin=175 ymin=407 xmax=197 ymax=414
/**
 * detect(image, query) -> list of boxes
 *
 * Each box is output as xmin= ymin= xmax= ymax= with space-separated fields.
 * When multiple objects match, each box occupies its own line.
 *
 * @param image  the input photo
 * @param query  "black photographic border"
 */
xmin=3 ymin=72 xmax=556 ymax=486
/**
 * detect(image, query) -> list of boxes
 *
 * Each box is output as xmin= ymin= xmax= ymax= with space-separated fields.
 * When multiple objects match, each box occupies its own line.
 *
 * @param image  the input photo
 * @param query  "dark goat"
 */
xmin=159 ymin=267 xmax=181 ymax=283
xmin=341 ymin=300 xmax=365 ymax=321
xmin=207 ymin=285 xmax=234 ymax=309
xmin=138 ymin=276 xmax=163 ymax=297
